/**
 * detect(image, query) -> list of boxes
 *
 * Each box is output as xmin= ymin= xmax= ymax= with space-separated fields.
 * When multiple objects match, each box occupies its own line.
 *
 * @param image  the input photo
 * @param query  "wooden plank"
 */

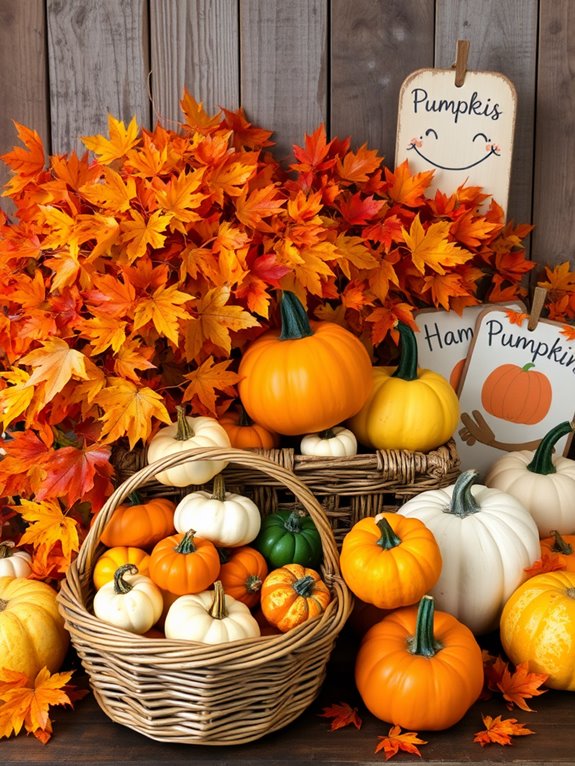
xmin=330 ymin=0 xmax=435 ymax=164
xmin=0 ymin=0 xmax=49 ymax=205
xmin=532 ymin=1 xmax=575 ymax=269
xmin=240 ymin=0 xmax=328 ymax=163
xmin=46 ymin=0 xmax=151 ymax=155
xmin=150 ymin=0 xmax=240 ymax=128
xmin=435 ymin=1 xmax=538 ymax=237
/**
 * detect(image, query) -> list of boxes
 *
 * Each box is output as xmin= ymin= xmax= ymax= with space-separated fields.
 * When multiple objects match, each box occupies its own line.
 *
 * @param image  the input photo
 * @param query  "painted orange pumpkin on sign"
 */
xmin=481 ymin=362 xmax=552 ymax=424
xmin=449 ymin=358 xmax=466 ymax=391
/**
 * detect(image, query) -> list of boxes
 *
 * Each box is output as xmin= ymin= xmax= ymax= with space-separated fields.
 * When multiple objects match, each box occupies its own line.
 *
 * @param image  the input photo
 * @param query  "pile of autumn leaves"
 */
xmin=0 ymin=91 xmax=574 ymax=582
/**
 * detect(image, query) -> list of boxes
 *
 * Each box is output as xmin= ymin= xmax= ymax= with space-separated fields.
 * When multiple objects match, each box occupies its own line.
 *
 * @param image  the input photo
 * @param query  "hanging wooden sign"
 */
xmin=395 ymin=42 xmax=517 ymax=214
xmin=454 ymin=307 xmax=575 ymax=476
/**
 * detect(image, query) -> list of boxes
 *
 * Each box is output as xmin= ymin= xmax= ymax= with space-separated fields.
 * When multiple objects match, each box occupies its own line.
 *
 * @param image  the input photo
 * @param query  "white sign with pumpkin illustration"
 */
xmin=455 ymin=307 xmax=575 ymax=477
xmin=396 ymin=67 xmax=516 ymax=214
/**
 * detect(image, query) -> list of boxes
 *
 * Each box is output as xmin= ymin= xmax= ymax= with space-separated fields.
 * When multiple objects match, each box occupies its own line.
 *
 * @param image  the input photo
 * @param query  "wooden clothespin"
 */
xmin=453 ymin=39 xmax=470 ymax=87
xmin=528 ymin=286 xmax=547 ymax=330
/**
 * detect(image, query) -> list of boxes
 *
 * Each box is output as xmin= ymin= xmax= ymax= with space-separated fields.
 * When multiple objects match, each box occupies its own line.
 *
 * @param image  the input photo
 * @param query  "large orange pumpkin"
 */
xmin=355 ymin=595 xmax=483 ymax=730
xmin=481 ymin=362 xmax=552 ymax=424
xmin=237 ymin=291 xmax=373 ymax=435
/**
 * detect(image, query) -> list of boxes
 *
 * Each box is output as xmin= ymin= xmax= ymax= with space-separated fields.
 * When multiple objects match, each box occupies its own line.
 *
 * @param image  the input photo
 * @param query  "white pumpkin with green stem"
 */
xmin=485 ymin=420 xmax=575 ymax=536
xmin=398 ymin=469 xmax=540 ymax=635
xmin=0 ymin=541 xmax=32 ymax=578
xmin=173 ymin=474 xmax=261 ymax=547
xmin=164 ymin=580 xmax=261 ymax=643
xmin=93 ymin=564 xmax=163 ymax=634
xmin=147 ymin=405 xmax=231 ymax=487
xmin=300 ymin=426 xmax=358 ymax=457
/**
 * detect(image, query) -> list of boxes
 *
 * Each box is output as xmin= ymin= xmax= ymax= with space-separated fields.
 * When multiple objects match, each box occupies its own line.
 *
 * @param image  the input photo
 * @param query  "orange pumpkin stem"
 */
xmin=0 ymin=541 xmax=15 ymax=558
xmin=449 ymin=470 xmax=481 ymax=518
xmin=175 ymin=405 xmax=194 ymax=441
xmin=279 ymin=291 xmax=313 ymax=340
xmin=175 ymin=529 xmax=198 ymax=555
xmin=113 ymin=563 xmax=139 ymax=594
xmin=376 ymin=516 xmax=402 ymax=549
xmin=208 ymin=580 xmax=227 ymax=620
xmin=408 ymin=595 xmax=443 ymax=657
xmin=550 ymin=530 xmax=573 ymax=555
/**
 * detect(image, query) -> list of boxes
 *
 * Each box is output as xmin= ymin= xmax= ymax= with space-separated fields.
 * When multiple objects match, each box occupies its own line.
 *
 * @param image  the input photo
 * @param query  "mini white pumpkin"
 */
xmin=92 ymin=563 xmax=163 ymax=634
xmin=485 ymin=420 xmax=575 ymax=537
xmin=398 ymin=469 xmax=540 ymax=635
xmin=146 ymin=405 xmax=231 ymax=487
xmin=173 ymin=475 xmax=261 ymax=547
xmin=0 ymin=541 xmax=32 ymax=578
xmin=164 ymin=580 xmax=261 ymax=643
xmin=300 ymin=426 xmax=358 ymax=457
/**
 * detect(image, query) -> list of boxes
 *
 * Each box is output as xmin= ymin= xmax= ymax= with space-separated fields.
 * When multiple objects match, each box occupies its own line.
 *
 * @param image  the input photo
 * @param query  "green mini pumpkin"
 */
xmin=254 ymin=509 xmax=322 ymax=569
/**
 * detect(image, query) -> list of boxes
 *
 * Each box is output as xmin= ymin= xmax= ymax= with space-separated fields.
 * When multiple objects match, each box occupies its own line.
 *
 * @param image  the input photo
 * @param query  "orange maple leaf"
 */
xmin=19 ymin=338 xmax=90 ymax=406
xmin=496 ymin=662 xmax=549 ymax=712
xmin=375 ymin=725 xmax=427 ymax=760
xmin=336 ymin=143 xmax=383 ymax=183
xmin=154 ymin=168 xmax=206 ymax=229
xmin=318 ymin=702 xmax=362 ymax=731
xmin=120 ymin=209 xmax=173 ymax=262
xmin=524 ymin=552 xmax=567 ymax=576
xmin=0 ymin=666 xmax=75 ymax=743
xmin=34 ymin=443 xmax=114 ymax=509
xmin=235 ymin=184 xmax=286 ymax=230
xmin=473 ymin=714 xmax=535 ymax=747
xmin=180 ymin=89 xmax=222 ymax=133
xmin=560 ymin=323 xmax=575 ymax=342
xmin=385 ymin=160 xmax=434 ymax=207
xmin=95 ymin=378 xmax=171 ymax=449
xmin=17 ymin=497 xmax=80 ymax=564
xmin=422 ymin=272 xmax=471 ymax=311
xmin=505 ymin=308 xmax=529 ymax=326
xmin=182 ymin=356 xmax=240 ymax=415
xmin=450 ymin=210 xmax=502 ymax=248
xmin=291 ymin=124 xmax=336 ymax=175
xmin=132 ymin=283 xmax=193 ymax=346
xmin=82 ymin=114 xmax=140 ymax=164
xmin=0 ymin=122 xmax=45 ymax=177
xmin=80 ymin=165 xmax=136 ymax=212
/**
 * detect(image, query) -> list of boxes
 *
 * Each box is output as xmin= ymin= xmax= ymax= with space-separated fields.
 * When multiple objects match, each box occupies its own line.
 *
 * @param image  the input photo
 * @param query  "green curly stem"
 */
xmin=376 ymin=516 xmax=402 ymax=549
xmin=408 ymin=595 xmax=443 ymax=657
xmin=279 ymin=291 xmax=313 ymax=340
xmin=293 ymin=574 xmax=316 ymax=597
xmin=175 ymin=405 xmax=194 ymax=441
xmin=175 ymin=529 xmax=197 ymax=554
xmin=549 ymin=530 xmax=573 ymax=555
xmin=208 ymin=580 xmax=227 ymax=619
xmin=113 ymin=563 xmax=139 ymax=594
xmin=526 ymin=421 xmax=575 ymax=475
xmin=0 ymin=541 xmax=15 ymax=558
xmin=391 ymin=322 xmax=419 ymax=382
xmin=448 ymin=470 xmax=481 ymax=518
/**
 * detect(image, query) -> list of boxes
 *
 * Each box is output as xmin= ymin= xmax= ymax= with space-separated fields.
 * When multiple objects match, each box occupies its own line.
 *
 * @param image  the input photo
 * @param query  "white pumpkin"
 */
xmin=174 ymin=475 xmax=261 ymax=547
xmin=300 ymin=426 xmax=358 ymax=457
xmin=398 ymin=469 xmax=540 ymax=635
xmin=147 ymin=406 xmax=231 ymax=487
xmin=93 ymin=563 xmax=163 ymax=634
xmin=485 ymin=420 xmax=575 ymax=537
xmin=164 ymin=580 xmax=261 ymax=643
xmin=0 ymin=541 xmax=32 ymax=578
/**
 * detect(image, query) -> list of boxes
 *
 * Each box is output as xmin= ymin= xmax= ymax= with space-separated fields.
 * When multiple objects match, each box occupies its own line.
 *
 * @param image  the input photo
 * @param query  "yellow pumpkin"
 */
xmin=348 ymin=322 xmax=459 ymax=452
xmin=0 ymin=577 xmax=69 ymax=679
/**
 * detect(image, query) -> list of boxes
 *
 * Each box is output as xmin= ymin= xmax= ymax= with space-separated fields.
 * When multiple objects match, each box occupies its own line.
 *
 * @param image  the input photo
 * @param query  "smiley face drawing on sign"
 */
xmin=396 ymin=69 xmax=517 ymax=215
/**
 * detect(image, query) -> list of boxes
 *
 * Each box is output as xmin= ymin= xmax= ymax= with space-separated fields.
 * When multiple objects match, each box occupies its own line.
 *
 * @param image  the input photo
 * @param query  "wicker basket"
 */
xmin=112 ymin=439 xmax=460 ymax=548
xmin=57 ymin=447 xmax=352 ymax=746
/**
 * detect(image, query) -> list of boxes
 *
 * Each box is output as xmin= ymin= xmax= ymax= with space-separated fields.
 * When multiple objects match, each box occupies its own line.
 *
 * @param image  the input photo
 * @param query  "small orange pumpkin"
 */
xmin=219 ymin=546 xmax=269 ymax=608
xmin=149 ymin=530 xmax=220 ymax=596
xmin=220 ymin=406 xmax=279 ymax=449
xmin=540 ymin=530 xmax=575 ymax=572
xmin=93 ymin=546 xmax=151 ymax=590
xmin=100 ymin=495 xmax=175 ymax=550
xmin=260 ymin=563 xmax=331 ymax=632
xmin=481 ymin=362 xmax=552 ymax=425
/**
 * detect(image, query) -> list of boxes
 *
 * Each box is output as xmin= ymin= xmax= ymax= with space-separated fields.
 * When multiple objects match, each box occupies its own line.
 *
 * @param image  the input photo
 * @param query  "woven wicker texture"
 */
xmin=112 ymin=439 xmax=460 ymax=547
xmin=58 ymin=447 xmax=353 ymax=746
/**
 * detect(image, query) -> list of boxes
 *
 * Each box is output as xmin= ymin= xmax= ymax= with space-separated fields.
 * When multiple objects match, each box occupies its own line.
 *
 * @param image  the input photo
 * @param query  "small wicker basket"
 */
xmin=58 ymin=447 xmax=353 ymax=746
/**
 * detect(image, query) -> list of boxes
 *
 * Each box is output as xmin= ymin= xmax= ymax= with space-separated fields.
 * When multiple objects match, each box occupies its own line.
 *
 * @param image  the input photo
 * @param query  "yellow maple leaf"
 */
xmin=17 ymin=497 xmax=80 ymax=563
xmin=182 ymin=356 xmax=241 ymax=414
xmin=208 ymin=154 xmax=259 ymax=199
xmin=155 ymin=168 xmax=206 ymax=231
xmin=124 ymin=132 xmax=169 ymax=178
xmin=402 ymin=215 xmax=471 ymax=275
xmin=180 ymin=89 xmax=222 ymax=132
xmin=75 ymin=212 xmax=121 ymax=261
xmin=0 ymin=666 xmax=74 ymax=743
xmin=80 ymin=166 xmax=137 ymax=212
xmin=81 ymin=313 xmax=127 ymax=355
xmin=112 ymin=339 xmax=156 ymax=383
xmin=82 ymin=114 xmax=140 ymax=164
xmin=185 ymin=285 xmax=259 ymax=360
xmin=133 ymin=283 xmax=193 ymax=345
xmin=120 ymin=209 xmax=173 ymax=262
xmin=422 ymin=272 xmax=471 ymax=310
xmin=95 ymin=378 xmax=171 ymax=449
xmin=38 ymin=206 xmax=80 ymax=257
xmin=0 ymin=368 xmax=34 ymax=429
xmin=19 ymin=338 xmax=90 ymax=406
xmin=334 ymin=234 xmax=378 ymax=278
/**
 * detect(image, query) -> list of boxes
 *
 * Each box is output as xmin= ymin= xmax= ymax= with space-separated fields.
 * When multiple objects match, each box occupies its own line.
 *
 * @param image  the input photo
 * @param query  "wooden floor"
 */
xmin=3 ymin=627 xmax=573 ymax=766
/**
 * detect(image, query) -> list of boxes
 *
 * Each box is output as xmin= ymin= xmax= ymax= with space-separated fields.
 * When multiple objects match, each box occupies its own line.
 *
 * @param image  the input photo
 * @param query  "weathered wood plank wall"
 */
xmin=0 ymin=0 xmax=573 ymax=274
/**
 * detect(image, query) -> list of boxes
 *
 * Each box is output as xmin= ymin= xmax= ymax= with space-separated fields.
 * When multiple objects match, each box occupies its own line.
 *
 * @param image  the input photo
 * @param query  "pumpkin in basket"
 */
xmin=0 ymin=577 xmax=69 ymax=679
xmin=237 ymin=290 xmax=373 ymax=436
xmin=146 ymin=406 xmax=231 ymax=486
xmin=220 ymin=405 xmax=280 ymax=449
xmin=300 ymin=426 xmax=358 ymax=457
xmin=339 ymin=512 xmax=442 ymax=610
xmin=93 ymin=563 xmax=163 ymax=634
xmin=93 ymin=546 xmax=151 ymax=589
xmin=173 ymin=474 xmax=261 ymax=547
xmin=355 ymin=595 xmax=483 ymax=730
xmin=164 ymin=580 xmax=260 ymax=642
xmin=219 ymin=546 xmax=268 ymax=608
xmin=260 ymin=563 xmax=331 ymax=632
xmin=254 ymin=508 xmax=322 ymax=569
xmin=149 ymin=529 xmax=220 ymax=595
xmin=484 ymin=419 xmax=575 ymax=536
xmin=0 ymin=541 xmax=32 ymax=578
xmin=348 ymin=321 xmax=459 ymax=452
xmin=99 ymin=494 xmax=176 ymax=549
